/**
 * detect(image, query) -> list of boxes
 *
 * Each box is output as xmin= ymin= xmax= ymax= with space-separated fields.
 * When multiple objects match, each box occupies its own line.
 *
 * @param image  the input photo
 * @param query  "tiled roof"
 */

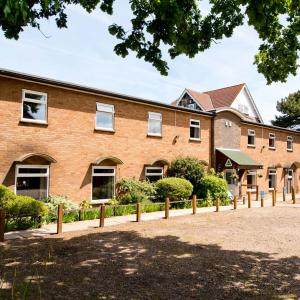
xmin=204 ymin=83 xmax=245 ymax=109
xmin=186 ymin=89 xmax=214 ymax=110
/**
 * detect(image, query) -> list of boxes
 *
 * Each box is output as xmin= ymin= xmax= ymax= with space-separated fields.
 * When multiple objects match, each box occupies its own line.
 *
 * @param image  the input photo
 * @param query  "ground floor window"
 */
xmin=268 ymin=169 xmax=277 ymax=190
xmin=247 ymin=171 xmax=257 ymax=191
xmin=92 ymin=166 xmax=115 ymax=202
xmin=15 ymin=165 xmax=49 ymax=199
xmin=145 ymin=167 xmax=163 ymax=182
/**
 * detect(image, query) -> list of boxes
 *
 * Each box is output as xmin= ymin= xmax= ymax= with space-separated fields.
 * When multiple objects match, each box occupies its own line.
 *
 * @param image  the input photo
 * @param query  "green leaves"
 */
xmin=0 ymin=0 xmax=299 ymax=83
xmin=271 ymin=90 xmax=300 ymax=129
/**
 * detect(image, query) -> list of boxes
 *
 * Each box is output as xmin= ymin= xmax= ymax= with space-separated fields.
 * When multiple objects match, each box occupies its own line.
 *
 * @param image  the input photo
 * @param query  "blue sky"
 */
xmin=0 ymin=3 xmax=299 ymax=124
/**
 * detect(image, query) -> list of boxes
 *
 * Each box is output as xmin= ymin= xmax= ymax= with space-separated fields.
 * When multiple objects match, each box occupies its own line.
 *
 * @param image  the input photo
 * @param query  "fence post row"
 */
xmin=215 ymin=198 xmax=219 ymax=212
xmin=57 ymin=204 xmax=63 ymax=234
xmin=256 ymin=185 xmax=259 ymax=201
xmin=261 ymin=192 xmax=264 ymax=208
xmin=0 ymin=208 xmax=5 ymax=242
xmin=136 ymin=203 xmax=141 ymax=222
xmin=283 ymin=187 xmax=286 ymax=202
xmin=165 ymin=197 xmax=170 ymax=219
xmin=272 ymin=190 xmax=276 ymax=207
xmin=292 ymin=187 xmax=296 ymax=204
xmin=247 ymin=191 xmax=251 ymax=208
xmin=233 ymin=196 xmax=237 ymax=210
xmin=192 ymin=195 xmax=197 ymax=215
xmin=99 ymin=204 xmax=105 ymax=227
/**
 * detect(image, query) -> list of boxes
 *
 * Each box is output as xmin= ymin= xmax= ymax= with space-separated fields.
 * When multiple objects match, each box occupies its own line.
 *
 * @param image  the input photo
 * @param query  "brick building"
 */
xmin=0 ymin=69 xmax=299 ymax=203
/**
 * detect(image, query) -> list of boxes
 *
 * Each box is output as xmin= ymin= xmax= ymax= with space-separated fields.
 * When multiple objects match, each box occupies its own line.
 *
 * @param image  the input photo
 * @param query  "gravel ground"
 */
xmin=1 ymin=206 xmax=300 ymax=299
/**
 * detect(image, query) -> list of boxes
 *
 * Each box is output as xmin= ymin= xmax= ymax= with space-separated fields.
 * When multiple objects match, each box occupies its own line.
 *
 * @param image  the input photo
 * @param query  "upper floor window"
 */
xmin=238 ymin=104 xmax=249 ymax=115
xmin=22 ymin=90 xmax=47 ymax=124
xmin=145 ymin=167 xmax=163 ymax=182
xmin=269 ymin=133 xmax=276 ymax=149
xmin=96 ymin=103 xmax=114 ymax=131
xmin=148 ymin=112 xmax=162 ymax=136
xmin=190 ymin=119 xmax=201 ymax=140
xmin=287 ymin=136 xmax=293 ymax=151
xmin=247 ymin=129 xmax=255 ymax=146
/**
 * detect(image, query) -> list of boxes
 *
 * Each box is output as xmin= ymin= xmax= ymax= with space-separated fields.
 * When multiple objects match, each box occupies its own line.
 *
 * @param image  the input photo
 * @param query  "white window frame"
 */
xmin=287 ymin=136 xmax=293 ymax=151
xmin=95 ymin=102 xmax=115 ymax=132
xmin=91 ymin=166 xmax=116 ymax=204
xmin=247 ymin=129 xmax=256 ymax=147
xmin=148 ymin=112 xmax=162 ymax=136
xmin=268 ymin=169 xmax=277 ymax=190
xmin=246 ymin=170 xmax=257 ymax=192
xmin=15 ymin=165 xmax=49 ymax=197
xmin=21 ymin=89 xmax=48 ymax=124
xmin=287 ymin=169 xmax=293 ymax=179
xmin=269 ymin=133 xmax=276 ymax=149
xmin=145 ymin=167 xmax=164 ymax=181
xmin=189 ymin=119 xmax=201 ymax=141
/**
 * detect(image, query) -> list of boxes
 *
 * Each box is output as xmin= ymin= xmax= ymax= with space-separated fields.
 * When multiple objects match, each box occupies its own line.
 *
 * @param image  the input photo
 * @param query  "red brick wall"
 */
xmin=241 ymin=124 xmax=300 ymax=194
xmin=0 ymin=76 xmax=212 ymax=203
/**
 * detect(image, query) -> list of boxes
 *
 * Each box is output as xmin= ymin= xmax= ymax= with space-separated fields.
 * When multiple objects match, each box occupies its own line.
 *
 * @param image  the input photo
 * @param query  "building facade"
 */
xmin=0 ymin=69 xmax=212 ymax=203
xmin=0 ymin=69 xmax=299 ymax=204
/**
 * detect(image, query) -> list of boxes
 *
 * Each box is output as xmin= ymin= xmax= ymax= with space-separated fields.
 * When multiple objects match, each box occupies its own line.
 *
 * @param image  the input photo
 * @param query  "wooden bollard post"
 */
xmin=57 ymin=204 xmax=63 ymax=234
xmin=247 ymin=191 xmax=251 ymax=208
xmin=192 ymin=195 xmax=197 ymax=215
xmin=165 ymin=197 xmax=170 ymax=219
xmin=233 ymin=196 xmax=237 ymax=210
xmin=275 ymin=188 xmax=277 ymax=204
xmin=261 ymin=192 xmax=264 ymax=208
xmin=136 ymin=203 xmax=141 ymax=222
xmin=272 ymin=190 xmax=275 ymax=207
xmin=256 ymin=186 xmax=259 ymax=201
xmin=0 ymin=208 xmax=5 ymax=242
xmin=215 ymin=198 xmax=219 ymax=212
xmin=283 ymin=187 xmax=286 ymax=202
xmin=242 ymin=196 xmax=246 ymax=205
xmin=99 ymin=204 xmax=105 ymax=227
xmin=292 ymin=187 xmax=296 ymax=204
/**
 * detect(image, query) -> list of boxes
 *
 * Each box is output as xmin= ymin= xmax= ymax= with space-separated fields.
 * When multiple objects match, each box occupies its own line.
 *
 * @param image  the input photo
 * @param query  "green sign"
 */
xmin=225 ymin=159 xmax=232 ymax=167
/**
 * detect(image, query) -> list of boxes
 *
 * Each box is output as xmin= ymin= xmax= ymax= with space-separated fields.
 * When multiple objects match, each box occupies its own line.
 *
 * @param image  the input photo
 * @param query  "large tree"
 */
xmin=1 ymin=1 xmax=300 ymax=83
xmin=271 ymin=91 xmax=300 ymax=129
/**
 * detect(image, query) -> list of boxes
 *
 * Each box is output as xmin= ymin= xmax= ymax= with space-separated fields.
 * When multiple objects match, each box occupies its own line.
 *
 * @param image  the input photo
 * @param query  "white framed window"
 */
xmin=269 ymin=133 xmax=276 ymax=149
xmin=21 ymin=90 xmax=47 ymax=124
xmin=15 ymin=165 xmax=49 ymax=199
xmin=238 ymin=104 xmax=249 ymax=115
xmin=95 ymin=103 xmax=115 ymax=131
xmin=246 ymin=171 xmax=257 ymax=191
xmin=148 ymin=112 xmax=162 ymax=136
xmin=247 ymin=129 xmax=255 ymax=147
xmin=268 ymin=169 xmax=277 ymax=190
xmin=287 ymin=169 xmax=293 ymax=179
xmin=190 ymin=119 xmax=201 ymax=140
xmin=92 ymin=166 xmax=115 ymax=203
xmin=287 ymin=136 xmax=293 ymax=151
xmin=145 ymin=167 xmax=163 ymax=182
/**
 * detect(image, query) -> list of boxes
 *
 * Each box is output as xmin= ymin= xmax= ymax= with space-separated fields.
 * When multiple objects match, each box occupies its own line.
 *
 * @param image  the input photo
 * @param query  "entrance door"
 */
xmin=224 ymin=169 xmax=237 ymax=196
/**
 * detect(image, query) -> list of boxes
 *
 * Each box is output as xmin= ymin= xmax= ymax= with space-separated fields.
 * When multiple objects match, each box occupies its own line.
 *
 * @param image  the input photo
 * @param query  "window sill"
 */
xmin=189 ymin=138 xmax=201 ymax=142
xmin=94 ymin=127 xmax=115 ymax=133
xmin=91 ymin=199 xmax=110 ymax=205
xmin=287 ymin=149 xmax=293 ymax=152
xmin=147 ymin=134 xmax=162 ymax=138
xmin=268 ymin=147 xmax=276 ymax=150
xmin=19 ymin=119 xmax=48 ymax=126
xmin=247 ymin=144 xmax=256 ymax=148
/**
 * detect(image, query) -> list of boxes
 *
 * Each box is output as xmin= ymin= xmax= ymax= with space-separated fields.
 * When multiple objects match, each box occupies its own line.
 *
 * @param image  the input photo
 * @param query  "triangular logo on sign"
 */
xmin=225 ymin=159 xmax=232 ymax=167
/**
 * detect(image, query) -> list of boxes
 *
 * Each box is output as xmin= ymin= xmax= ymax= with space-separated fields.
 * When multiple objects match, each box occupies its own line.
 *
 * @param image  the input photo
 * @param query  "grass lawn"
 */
xmin=1 ymin=206 xmax=300 ymax=299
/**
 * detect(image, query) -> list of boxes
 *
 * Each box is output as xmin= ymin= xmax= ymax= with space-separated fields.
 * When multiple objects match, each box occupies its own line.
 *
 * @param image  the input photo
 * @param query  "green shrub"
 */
xmin=0 ymin=184 xmax=16 ymax=206
xmin=116 ymin=178 xmax=156 ymax=204
xmin=200 ymin=174 xmax=230 ymax=205
xmin=168 ymin=156 xmax=206 ymax=196
xmin=155 ymin=177 xmax=193 ymax=201
xmin=43 ymin=195 xmax=78 ymax=222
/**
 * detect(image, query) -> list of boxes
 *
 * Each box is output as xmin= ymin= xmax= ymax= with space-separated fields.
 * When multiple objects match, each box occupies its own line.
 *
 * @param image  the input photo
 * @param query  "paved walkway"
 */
xmin=4 ymin=194 xmax=300 ymax=241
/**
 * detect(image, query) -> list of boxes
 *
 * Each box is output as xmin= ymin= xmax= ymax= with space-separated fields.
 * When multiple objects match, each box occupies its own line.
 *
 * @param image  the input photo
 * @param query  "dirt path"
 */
xmin=1 ymin=206 xmax=300 ymax=299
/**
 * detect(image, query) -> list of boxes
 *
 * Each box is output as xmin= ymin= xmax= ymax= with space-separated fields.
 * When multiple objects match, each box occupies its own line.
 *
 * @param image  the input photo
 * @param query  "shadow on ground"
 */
xmin=0 ymin=230 xmax=300 ymax=299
